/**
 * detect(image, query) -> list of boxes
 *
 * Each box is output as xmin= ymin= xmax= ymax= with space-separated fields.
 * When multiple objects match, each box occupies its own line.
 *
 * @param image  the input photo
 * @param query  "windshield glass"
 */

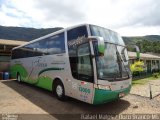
xmin=90 ymin=25 xmax=125 ymax=46
xmin=93 ymin=42 xmax=130 ymax=81
xmin=90 ymin=25 xmax=131 ymax=81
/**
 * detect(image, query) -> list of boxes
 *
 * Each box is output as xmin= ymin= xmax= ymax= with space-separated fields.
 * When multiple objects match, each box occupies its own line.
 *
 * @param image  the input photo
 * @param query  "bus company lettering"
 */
xmin=33 ymin=59 xmax=47 ymax=67
xmin=68 ymin=36 xmax=87 ymax=47
xmin=79 ymin=86 xmax=90 ymax=94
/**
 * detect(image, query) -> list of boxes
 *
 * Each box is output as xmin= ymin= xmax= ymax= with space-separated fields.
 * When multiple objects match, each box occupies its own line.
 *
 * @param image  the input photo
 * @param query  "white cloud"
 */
xmin=115 ymin=26 xmax=160 ymax=36
xmin=0 ymin=7 xmax=30 ymax=27
xmin=0 ymin=0 xmax=40 ymax=27
xmin=0 ymin=0 xmax=160 ymax=36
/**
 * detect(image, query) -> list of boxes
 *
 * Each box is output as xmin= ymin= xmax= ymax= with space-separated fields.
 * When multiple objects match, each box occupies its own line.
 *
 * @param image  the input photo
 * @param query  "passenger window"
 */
xmin=67 ymin=26 xmax=88 ymax=41
xmin=12 ymin=49 xmax=21 ymax=59
xmin=47 ymin=33 xmax=65 ymax=54
xmin=25 ymin=43 xmax=38 ymax=57
xmin=36 ymin=40 xmax=48 ymax=56
xmin=25 ymin=42 xmax=41 ymax=57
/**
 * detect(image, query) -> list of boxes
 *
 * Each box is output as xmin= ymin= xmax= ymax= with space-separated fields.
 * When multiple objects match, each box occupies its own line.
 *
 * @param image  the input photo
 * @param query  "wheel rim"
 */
xmin=56 ymin=85 xmax=63 ymax=97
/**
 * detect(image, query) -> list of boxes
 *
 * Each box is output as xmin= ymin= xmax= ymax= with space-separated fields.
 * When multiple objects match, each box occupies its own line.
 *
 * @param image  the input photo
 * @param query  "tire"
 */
xmin=54 ymin=81 xmax=65 ymax=100
xmin=17 ymin=73 xmax=21 ymax=83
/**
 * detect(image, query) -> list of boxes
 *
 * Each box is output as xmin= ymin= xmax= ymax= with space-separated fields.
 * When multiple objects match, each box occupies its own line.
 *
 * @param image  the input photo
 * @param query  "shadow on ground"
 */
xmin=2 ymin=80 xmax=131 ymax=119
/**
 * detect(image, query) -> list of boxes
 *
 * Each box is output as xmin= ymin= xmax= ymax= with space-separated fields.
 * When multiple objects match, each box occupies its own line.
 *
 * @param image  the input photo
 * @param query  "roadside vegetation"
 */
xmin=130 ymin=60 xmax=160 ymax=85
xmin=132 ymin=72 xmax=160 ymax=85
xmin=123 ymin=35 xmax=160 ymax=54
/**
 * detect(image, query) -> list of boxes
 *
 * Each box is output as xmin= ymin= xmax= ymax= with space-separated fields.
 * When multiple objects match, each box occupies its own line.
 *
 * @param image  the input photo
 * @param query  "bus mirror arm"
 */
xmin=126 ymin=44 xmax=140 ymax=60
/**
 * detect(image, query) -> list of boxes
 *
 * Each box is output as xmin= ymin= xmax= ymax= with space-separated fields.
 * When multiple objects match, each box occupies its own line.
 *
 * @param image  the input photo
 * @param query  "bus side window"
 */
xmin=23 ymin=41 xmax=46 ymax=57
xmin=25 ymin=43 xmax=37 ymax=57
xmin=67 ymin=26 xmax=88 ymax=41
xmin=47 ymin=32 xmax=65 ymax=54
xmin=37 ymin=40 xmax=48 ymax=55
xmin=12 ymin=49 xmax=21 ymax=59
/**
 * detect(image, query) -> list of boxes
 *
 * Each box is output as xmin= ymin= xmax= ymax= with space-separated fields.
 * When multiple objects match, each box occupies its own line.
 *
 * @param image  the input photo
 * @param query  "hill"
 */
xmin=123 ymin=35 xmax=160 ymax=53
xmin=0 ymin=25 xmax=63 ymax=41
xmin=123 ymin=35 xmax=160 ymax=44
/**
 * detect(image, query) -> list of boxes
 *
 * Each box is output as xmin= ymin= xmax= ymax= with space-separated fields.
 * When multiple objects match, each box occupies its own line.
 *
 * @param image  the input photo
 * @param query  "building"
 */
xmin=0 ymin=39 xmax=27 ymax=71
xmin=128 ymin=51 xmax=160 ymax=73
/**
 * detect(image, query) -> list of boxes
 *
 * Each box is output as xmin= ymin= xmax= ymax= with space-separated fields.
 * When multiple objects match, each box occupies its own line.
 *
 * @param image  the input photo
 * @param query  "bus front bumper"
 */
xmin=93 ymin=85 xmax=131 ymax=105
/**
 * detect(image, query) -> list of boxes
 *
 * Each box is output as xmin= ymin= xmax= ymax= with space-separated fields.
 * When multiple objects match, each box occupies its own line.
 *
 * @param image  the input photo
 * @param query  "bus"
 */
xmin=10 ymin=24 xmax=132 ymax=105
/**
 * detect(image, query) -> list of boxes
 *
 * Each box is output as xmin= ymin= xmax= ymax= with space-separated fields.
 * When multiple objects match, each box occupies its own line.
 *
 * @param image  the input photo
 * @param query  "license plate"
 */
xmin=119 ymin=92 xmax=125 ymax=98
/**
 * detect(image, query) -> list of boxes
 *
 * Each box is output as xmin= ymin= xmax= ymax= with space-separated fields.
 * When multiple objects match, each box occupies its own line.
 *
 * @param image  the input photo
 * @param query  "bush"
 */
xmin=152 ymin=73 xmax=159 ymax=78
xmin=130 ymin=61 xmax=145 ymax=73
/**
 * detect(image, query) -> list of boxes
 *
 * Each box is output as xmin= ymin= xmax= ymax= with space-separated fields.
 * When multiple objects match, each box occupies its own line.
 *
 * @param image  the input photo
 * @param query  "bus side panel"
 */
xmin=10 ymin=59 xmax=29 ymax=80
xmin=10 ymin=60 xmax=53 ymax=91
xmin=10 ymin=54 xmax=96 ymax=103
xmin=10 ymin=54 xmax=70 ymax=93
xmin=69 ymin=79 xmax=94 ymax=104
xmin=33 ymin=54 xmax=71 ymax=92
xmin=32 ymin=76 xmax=53 ymax=91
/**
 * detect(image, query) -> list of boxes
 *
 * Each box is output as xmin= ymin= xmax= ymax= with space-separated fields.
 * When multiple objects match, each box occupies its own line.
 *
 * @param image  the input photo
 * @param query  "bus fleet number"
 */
xmin=79 ymin=87 xmax=90 ymax=94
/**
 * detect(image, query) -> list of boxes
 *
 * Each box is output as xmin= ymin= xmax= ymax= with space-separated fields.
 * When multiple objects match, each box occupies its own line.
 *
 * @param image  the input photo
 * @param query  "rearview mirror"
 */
xmin=88 ymin=36 xmax=105 ymax=54
xmin=97 ymin=37 xmax=105 ymax=54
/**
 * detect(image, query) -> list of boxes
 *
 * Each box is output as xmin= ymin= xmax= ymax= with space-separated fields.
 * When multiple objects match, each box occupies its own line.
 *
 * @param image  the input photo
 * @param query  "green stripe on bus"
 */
xmin=35 ymin=76 xmax=53 ymax=91
xmin=38 ymin=67 xmax=64 ymax=76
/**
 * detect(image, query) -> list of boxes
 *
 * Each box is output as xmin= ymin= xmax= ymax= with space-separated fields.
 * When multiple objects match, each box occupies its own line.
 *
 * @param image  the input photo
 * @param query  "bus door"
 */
xmin=68 ymin=42 xmax=95 ymax=103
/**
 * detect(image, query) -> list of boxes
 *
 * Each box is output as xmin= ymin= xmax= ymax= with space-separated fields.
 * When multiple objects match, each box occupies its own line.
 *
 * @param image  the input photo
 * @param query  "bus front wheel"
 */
xmin=54 ymin=80 xmax=65 ymax=101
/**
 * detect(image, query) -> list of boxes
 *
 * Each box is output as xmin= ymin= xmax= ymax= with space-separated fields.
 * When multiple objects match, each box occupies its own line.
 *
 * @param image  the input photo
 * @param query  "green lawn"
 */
xmin=132 ymin=75 xmax=160 ymax=85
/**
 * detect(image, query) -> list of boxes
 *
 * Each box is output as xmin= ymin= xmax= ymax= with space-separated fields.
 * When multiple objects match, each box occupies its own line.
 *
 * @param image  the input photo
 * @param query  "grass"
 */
xmin=132 ymin=75 xmax=160 ymax=85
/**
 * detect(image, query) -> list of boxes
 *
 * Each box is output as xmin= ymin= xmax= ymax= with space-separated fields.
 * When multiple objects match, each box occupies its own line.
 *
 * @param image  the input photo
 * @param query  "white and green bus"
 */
xmin=10 ymin=24 xmax=132 ymax=104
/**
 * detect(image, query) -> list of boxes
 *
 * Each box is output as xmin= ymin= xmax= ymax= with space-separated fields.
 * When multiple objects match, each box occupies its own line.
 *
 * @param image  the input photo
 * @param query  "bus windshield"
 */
xmin=90 ymin=25 xmax=131 ymax=81
xmin=90 ymin=25 xmax=125 ymax=46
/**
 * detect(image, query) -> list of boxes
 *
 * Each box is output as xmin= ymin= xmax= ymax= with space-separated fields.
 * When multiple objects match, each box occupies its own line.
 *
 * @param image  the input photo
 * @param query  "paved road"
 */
xmin=0 ymin=80 xmax=160 ymax=120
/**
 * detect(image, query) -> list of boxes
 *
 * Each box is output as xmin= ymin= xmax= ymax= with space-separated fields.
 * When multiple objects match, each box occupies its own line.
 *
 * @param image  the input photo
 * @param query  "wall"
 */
xmin=0 ymin=56 xmax=10 ymax=71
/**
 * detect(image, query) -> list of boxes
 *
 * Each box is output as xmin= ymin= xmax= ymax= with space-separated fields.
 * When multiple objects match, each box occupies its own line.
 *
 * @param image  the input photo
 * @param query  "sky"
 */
xmin=0 ymin=0 xmax=160 ymax=36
